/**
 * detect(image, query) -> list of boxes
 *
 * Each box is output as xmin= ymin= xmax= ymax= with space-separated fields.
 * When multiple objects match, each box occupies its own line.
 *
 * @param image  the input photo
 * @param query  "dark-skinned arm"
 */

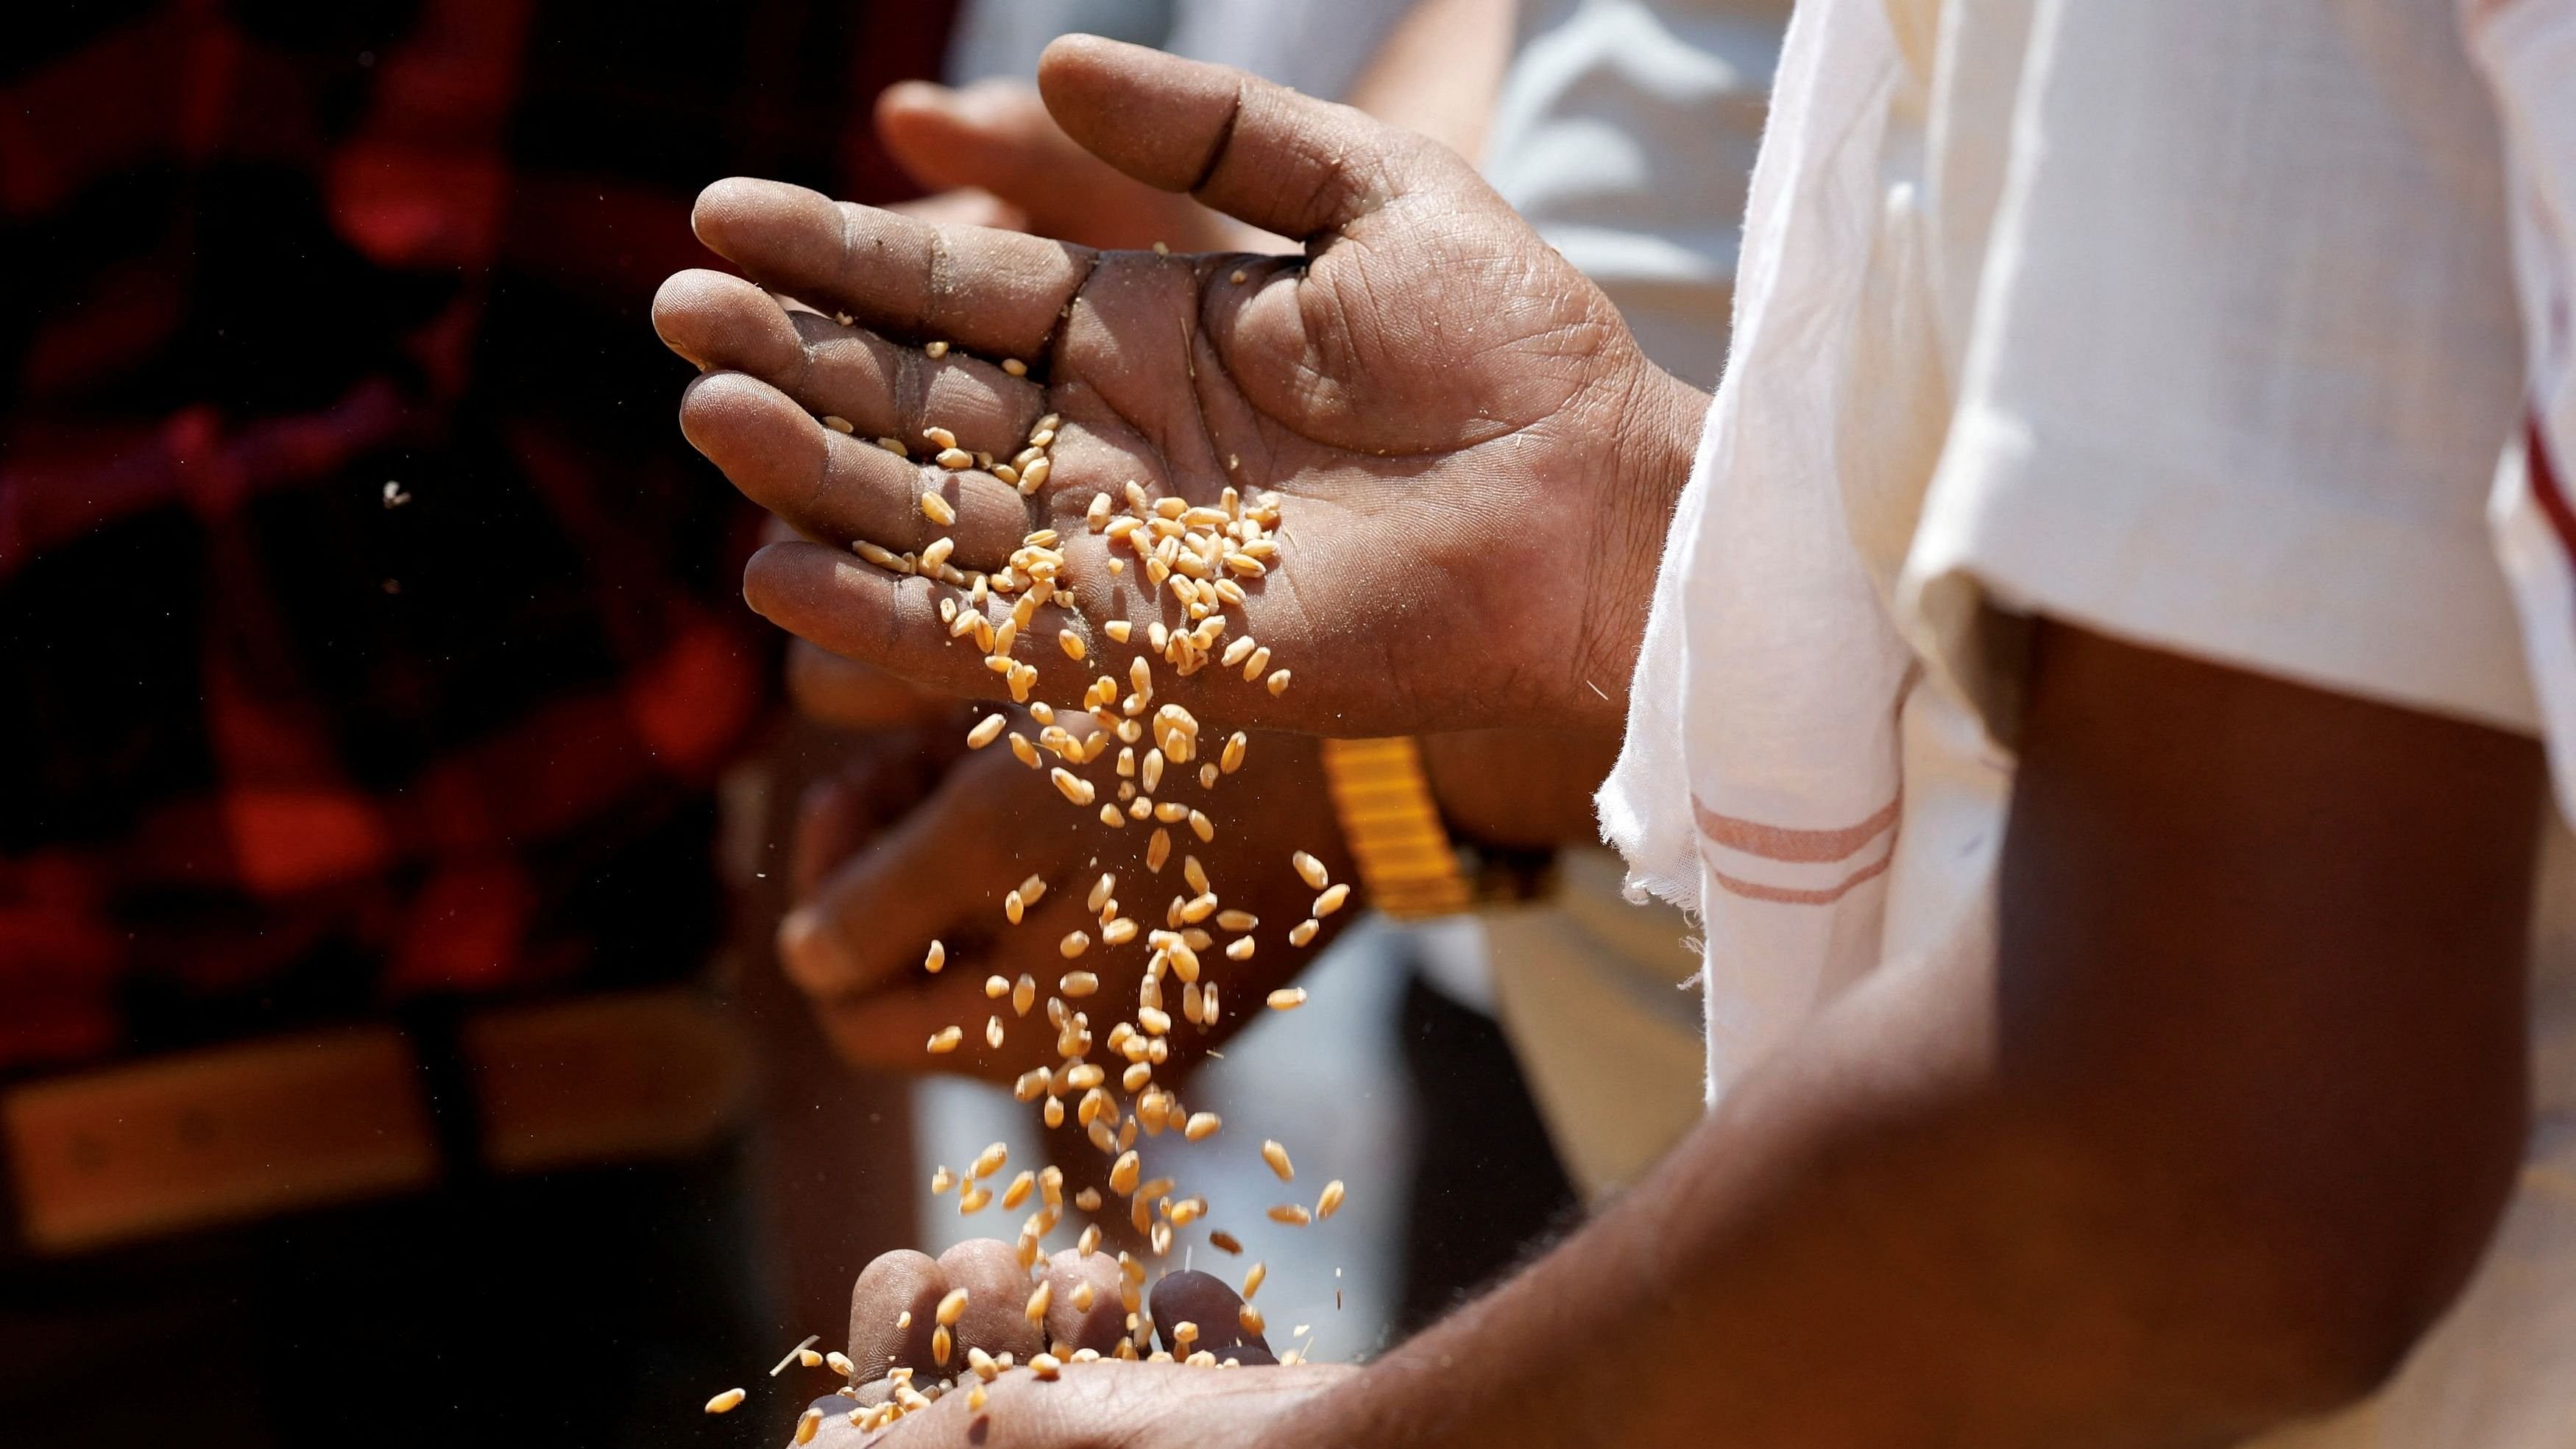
xmin=1264 ymin=623 xmax=2540 ymax=1448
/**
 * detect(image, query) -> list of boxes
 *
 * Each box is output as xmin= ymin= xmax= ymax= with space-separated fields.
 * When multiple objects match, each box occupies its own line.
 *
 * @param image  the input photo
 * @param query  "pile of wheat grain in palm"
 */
xmin=708 ymin=389 xmax=1354 ymax=1437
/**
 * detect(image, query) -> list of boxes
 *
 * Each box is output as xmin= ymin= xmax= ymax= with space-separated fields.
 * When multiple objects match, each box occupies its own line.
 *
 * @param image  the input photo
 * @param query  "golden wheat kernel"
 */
xmin=871 ymin=433 xmax=909 ymax=458
xmin=1024 ymin=1351 xmax=1061 ymax=1381
xmin=959 ymin=1182 xmax=993 ymax=1214
xmin=977 ymin=1013 xmax=999 ymax=1049
xmin=1013 ymin=974 xmax=1038 ymax=1016
xmin=993 ymin=617 xmax=1021 ymax=657
xmin=1287 ymin=919 xmax=1320 ymax=949
xmin=983 ymin=975 xmax=1011 ymax=1004
xmin=930 ymin=1164 xmax=957 ymax=1194
xmin=1043 ymin=1094 xmax=1066 ymax=1128
xmin=1003 ymin=889 xmax=1026 ymax=926
xmin=986 ymin=1169 xmax=1030 ymax=1214
xmin=1136 ymin=1005 xmax=1173 ymax=1037
xmin=1101 ymin=1149 xmax=1142 ymax=1197
xmin=1013 ymin=1068 xmax=1049 ymax=1103
xmin=927 ymin=1025 xmax=963 ymax=1054
xmin=1017 ymin=1278 xmax=1052 ymax=1326
xmin=1288 ymin=851 xmax=1331 ymax=891
xmin=854 ymin=539 xmax=898 ymax=569
xmin=1057 ymin=930 xmax=1091 ymax=962
xmin=1180 ymin=981 xmax=1204 ymax=1026
xmin=923 ymin=341 xmax=952 ymax=361
xmin=1169 ymin=1109 xmax=1219 ymax=1144
xmin=1179 ymin=893 xmax=1217 ymax=926
xmin=1308 ymin=883 xmax=1352 ymax=919
xmin=1242 ymin=647 xmax=1271 ymax=681
xmin=931 ymin=447 xmax=972 ymax=472
xmin=1217 ymin=734 xmax=1249 ymax=777
xmin=1057 ymin=968 xmax=1102 ymax=999
xmin=1151 ymin=801 xmax=1186 ymax=825
xmin=1146 ymin=828 xmax=1172 ymax=872
xmin=1186 ymin=809 xmax=1215 ymax=843
xmin=1017 ymin=456 xmax=1050 ymax=494
xmin=952 ymin=712 xmax=1003 ymax=753
xmin=1090 ymin=801 xmax=1119 ymax=827
xmin=1314 ymin=1179 xmax=1348 ymax=1220
xmin=921 ymin=536 xmax=957 ymax=573
xmin=1119 ymin=1060 xmax=1151 ymax=1092
xmin=1266 ymin=1202 xmax=1311 ymax=1227
xmin=1050 ymin=767 xmax=1093 ymax=807
xmin=704 ymin=1387 xmax=746 ymax=1414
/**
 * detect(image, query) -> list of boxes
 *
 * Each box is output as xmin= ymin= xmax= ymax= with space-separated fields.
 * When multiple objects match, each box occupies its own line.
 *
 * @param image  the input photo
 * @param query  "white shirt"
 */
xmin=1602 ymin=0 xmax=2576 ymax=1439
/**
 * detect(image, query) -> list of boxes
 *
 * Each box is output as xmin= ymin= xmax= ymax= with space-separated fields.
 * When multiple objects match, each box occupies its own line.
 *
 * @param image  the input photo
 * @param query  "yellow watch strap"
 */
xmin=1319 ymin=737 xmax=1473 ymax=921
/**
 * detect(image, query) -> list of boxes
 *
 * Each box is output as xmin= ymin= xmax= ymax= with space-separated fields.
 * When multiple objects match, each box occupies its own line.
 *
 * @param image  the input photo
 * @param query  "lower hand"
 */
xmin=790 ymin=1240 xmax=1349 ymax=1448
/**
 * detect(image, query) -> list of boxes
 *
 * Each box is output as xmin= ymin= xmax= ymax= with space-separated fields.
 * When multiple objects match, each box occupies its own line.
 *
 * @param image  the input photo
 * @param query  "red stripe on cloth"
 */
xmin=1708 ymin=851 xmax=1896 ymax=906
xmin=1694 ymin=794 xmax=1901 ymax=864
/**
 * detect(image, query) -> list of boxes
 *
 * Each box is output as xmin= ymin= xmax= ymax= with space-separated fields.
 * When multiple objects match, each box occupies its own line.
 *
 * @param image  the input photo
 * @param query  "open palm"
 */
xmin=655 ymin=37 xmax=1699 ymax=740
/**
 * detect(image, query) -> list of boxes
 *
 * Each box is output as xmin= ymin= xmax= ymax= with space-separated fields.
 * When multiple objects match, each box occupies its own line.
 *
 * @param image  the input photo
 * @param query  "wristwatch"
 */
xmin=1319 ymin=737 xmax=1556 ymax=921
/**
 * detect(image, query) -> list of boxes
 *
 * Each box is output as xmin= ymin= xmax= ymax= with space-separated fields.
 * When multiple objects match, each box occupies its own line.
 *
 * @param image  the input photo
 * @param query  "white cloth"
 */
xmin=1599 ymin=0 xmax=2576 ymax=1439
xmin=1476 ymin=0 xmax=1788 ymax=1194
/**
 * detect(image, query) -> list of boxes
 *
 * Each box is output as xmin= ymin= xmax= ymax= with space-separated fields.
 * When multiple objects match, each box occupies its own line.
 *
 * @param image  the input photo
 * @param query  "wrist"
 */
xmin=1563 ymin=358 xmax=1703 ymax=734
xmin=1418 ymin=726 xmax=1618 ymax=851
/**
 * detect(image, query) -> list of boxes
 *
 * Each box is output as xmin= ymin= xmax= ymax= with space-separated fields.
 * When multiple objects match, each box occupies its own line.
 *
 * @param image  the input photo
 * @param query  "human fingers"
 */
xmin=877 ymin=79 xmax=1236 ymax=255
xmin=1149 ymin=1269 xmax=1274 ymax=1366
xmin=1034 ymin=35 xmax=1471 ymax=245
xmin=656 ymin=269 xmax=1044 ymax=462
xmin=781 ymin=734 xmax=1090 ymax=999
xmin=938 ymin=1239 xmax=1050 ymax=1367
xmin=692 ymin=177 xmax=1090 ymax=368
xmin=678 ymin=371 xmax=1036 ymax=572
xmin=846 ymin=1250 xmax=950 ymax=1392
xmin=788 ymin=644 xmax=955 ymax=731
xmin=788 ymin=743 xmax=1115 ymax=1080
xmin=742 ymin=539 xmax=1097 ymax=707
xmin=788 ymin=726 xmax=951 ymax=900
xmin=1041 ymin=1249 xmax=1128 ymax=1355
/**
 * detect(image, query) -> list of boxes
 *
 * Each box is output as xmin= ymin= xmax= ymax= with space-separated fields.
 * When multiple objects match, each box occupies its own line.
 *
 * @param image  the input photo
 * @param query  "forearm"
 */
xmin=1265 ymin=628 xmax=2538 ymax=1449
xmin=1267 ymin=951 xmax=2367 ymax=1449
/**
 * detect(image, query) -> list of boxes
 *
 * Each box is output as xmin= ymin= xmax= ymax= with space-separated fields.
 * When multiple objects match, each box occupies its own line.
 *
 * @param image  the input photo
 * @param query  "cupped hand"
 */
xmin=656 ymin=36 xmax=1702 ymax=742
xmin=783 ymin=1241 xmax=1348 ymax=1448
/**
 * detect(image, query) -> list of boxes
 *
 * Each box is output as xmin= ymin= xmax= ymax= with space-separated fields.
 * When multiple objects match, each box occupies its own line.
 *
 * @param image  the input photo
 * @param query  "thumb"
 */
xmin=876 ymin=79 xmax=1075 ymax=202
xmin=1035 ymin=35 xmax=1466 ymax=244
xmin=877 ymin=76 xmax=1242 ymax=254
